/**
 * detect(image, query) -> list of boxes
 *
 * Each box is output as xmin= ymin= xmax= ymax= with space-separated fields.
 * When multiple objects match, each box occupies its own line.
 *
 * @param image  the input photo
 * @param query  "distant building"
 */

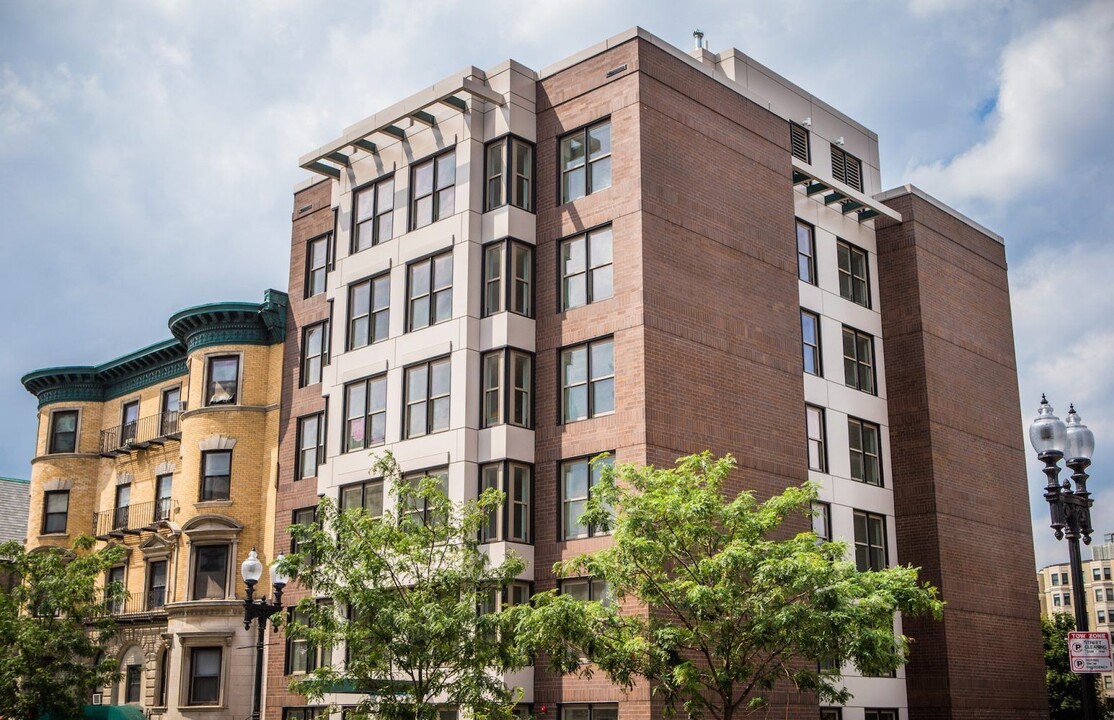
xmin=1038 ymin=533 xmax=1114 ymax=695
xmin=0 ymin=476 xmax=29 ymax=543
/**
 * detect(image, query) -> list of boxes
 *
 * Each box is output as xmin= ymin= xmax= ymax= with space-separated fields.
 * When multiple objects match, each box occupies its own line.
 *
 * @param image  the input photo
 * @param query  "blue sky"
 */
xmin=1 ymin=0 xmax=1111 ymax=569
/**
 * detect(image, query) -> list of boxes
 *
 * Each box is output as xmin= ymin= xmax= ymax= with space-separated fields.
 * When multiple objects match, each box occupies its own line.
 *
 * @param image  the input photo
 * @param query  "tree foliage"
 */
xmin=1043 ymin=611 xmax=1114 ymax=719
xmin=278 ymin=454 xmax=530 ymax=720
xmin=511 ymin=452 xmax=944 ymax=720
xmin=0 ymin=536 xmax=126 ymax=720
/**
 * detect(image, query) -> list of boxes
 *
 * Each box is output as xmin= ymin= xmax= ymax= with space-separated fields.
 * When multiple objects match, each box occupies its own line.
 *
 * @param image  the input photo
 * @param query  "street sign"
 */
xmin=1069 ymin=631 xmax=1114 ymax=673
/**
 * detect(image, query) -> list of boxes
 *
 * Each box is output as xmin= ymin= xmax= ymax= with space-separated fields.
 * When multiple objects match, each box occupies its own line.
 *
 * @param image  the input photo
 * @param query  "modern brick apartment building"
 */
xmin=268 ymin=28 xmax=1046 ymax=720
xmin=21 ymin=290 xmax=287 ymax=717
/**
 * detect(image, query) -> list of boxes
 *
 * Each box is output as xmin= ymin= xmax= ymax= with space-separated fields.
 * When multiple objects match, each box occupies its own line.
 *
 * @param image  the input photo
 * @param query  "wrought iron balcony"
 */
xmin=100 ymin=589 xmax=170 ymax=623
xmin=93 ymin=498 xmax=177 ymax=539
xmin=100 ymin=410 xmax=181 ymax=456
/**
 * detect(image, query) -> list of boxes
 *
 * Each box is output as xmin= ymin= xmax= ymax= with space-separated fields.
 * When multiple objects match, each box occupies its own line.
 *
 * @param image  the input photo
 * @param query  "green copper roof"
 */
xmin=22 ymin=289 xmax=287 ymax=408
xmin=0 ymin=477 xmax=30 ymax=484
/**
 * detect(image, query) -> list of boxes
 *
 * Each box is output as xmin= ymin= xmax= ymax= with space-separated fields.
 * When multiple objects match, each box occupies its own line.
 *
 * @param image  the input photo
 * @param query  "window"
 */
xmin=1054 ymin=594 xmax=1062 ymax=607
xmin=802 ymin=311 xmax=821 ymax=376
xmin=559 ymin=579 xmax=611 ymax=605
xmin=796 ymin=221 xmax=816 ymax=285
xmin=1106 ymin=567 xmax=1112 ymax=581
xmin=790 ymin=122 xmax=810 ymax=163
xmin=348 ymin=274 xmax=390 ymax=349
xmin=125 ymin=664 xmax=141 ymax=703
xmin=820 ymin=710 xmax=842 ymax=720
xmin=481 ymin=349 xmax=533 ymax=429
xmin=114 ymin=481 xmax=131 ymax=530
xmin=484 ymin=136 xmax=534 ymax=211
xmin=286 ymin=605 xmax=333 ymax=674
xmin=560 ymin=225 xmax=613 ymax=310
xmin=1052 ymin=573 xmax=1060 ymax=586
xmin=160 ymin=386 xmax=181 ymax=435
xmin=831 ymin=146 xmax=863 ymax=192
xmin=1063 ymin=572 xmax=1069 ymax=585
xmin=561 ymin=706 xmax=617 ymax=720
xmin=1098 ymin=588 xmax=1104 ymax=601
xmin=344 ymin=375 xmax=387 ymax=451
xmin=353 ymin=175 xmax=394 ymax=251
xmin=106 ymin=566 xmax=126 ymax=613
xmin=188 ymin=647 xmax=222 ymax=705
xmin=1063 ymin=593 xmax=1071 ymax=606
xmin=478 ymin=462 xmax=532 ymax=544
xmin=837 ymin=240 xmax=870 ymax=307
xmin=41 ymin=490 xmax=69 ymax=534
xmin=854 ymin=511 xmax=887 ymax=572
xmin=560 ymin=120 xmax=611 ymax=203
xmin=206 ymin=355 xmax=239 ymax=405
xmin=401 ymin=468 xmax=449 ymax=526
xmin=842 ymin=327 xmax=875 ymax=394
xmin=296 ymin=414 xmax=323 ymax=481
xmin=191 ymin=545 xmax=229 ymax=600
xmin=147 ymin=560 xmax=167 ymax=609
xmin=561 ymin=337 xmax=614 ymax=423
xmin=120 ymin=400 xmax=139 ymax=444
xmin=201 ymin=450 xmax=232 ymax=501
xmin=48 ymin=410 xmax=78 ymax=453
xmin=806 ymin=405 xmax=826 ymax=472
xmin=155 ymin=473 xmax=173 ymax=521
xmin=1107 ymin=588 xmax=1113 ymax=602
xmin=1096 ymin=567 xmax=1102 ymax=581
xmin=812 ymin=501 xmax=831 ymax=541
xmin=562 ymin=455 xmax=614 ymax=540
xmin=848 ymin=418 xmax=882 ymax=486
xmin=405 ymin=358 xmax=451 ymax=438
xmin=301 ymin=322 xmax=327 ymax=386
xmin=1106 ymin=676 xmax=1113 ymax=690
xmin=408 ymin=253 xmax=453 ymax=331
xmin=482 ymin=239 xmax=533 ymax=318
xmin=411 ymin=150 xmax=456 ymax=229
xmin=156 ymin=649 xmax=170 ymax=706
xmin=340 ymin=480 xmax=384 ymax=517
xmin=284 ymin=709 xmax=327 ymax=720
xmin=291 ymin=507 xmax=316 ymax=554
xmin=306 ymin=236 xmax=328 ymax=297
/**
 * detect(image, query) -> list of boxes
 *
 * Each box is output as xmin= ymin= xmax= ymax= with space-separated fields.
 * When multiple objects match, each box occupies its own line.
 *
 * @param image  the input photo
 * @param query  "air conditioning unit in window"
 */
xmin=91 ymin=693 xmax=103 ymax=705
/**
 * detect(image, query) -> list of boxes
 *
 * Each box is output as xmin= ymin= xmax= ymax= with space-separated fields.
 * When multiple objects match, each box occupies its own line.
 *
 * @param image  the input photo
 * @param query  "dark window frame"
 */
xmin=560 ymin=453 xmax=615 ymax=541
xmin=155 ymin=473 xmax=173 ymax=521
xmin=160 ymin=385 xmax=181 ymax=435
xmin=343 ymin=374 xmax=388 ymax=452
xmin=406 ymin=251 xmax=454 ymax=332
xmin=480 ymin=347 xmax=534 ymax=430
xmin=120 ymin=399 xmax=140 ymax=444
xmin=285 ymin=601 xmax=333 ymax=675
xmin=836 ymin=239 xmax=871 ymax=308
xmin=557 ymin=579 xmax=611 ymax=604
xmin=848 ymin=416 xmax=883 ymax=487
xmin=41 ymin=489 xmax=69 ymax=534
xmin=295 ymin=413 xmax=324 ymax=481
xmin=290 ymin=506 xmax=317 ymax=555
xmin=559 ymin=223 xmax=614 ymax=312
xmin=806 ymin=404 xmax=827 ymax=473
xmin=190 ymin=543 xmax=230 ymax=601
xmin=305 ymin=234 xmax=330 ymax=298
xmin=403 ymin=356 xmax=452 ymax=439
xmin=560 ymin=336 xmax=615 ymax=424
xmin=842 ymin=325 xmax=876 ymax=394
xmin=478 ymin=460 xmax=534 ymax=545
xmin=187 ymin=646 xmax=223 ymax=705
xmin=483 ymin=134 xmax=536 ymax=213
xmin=812 ymin=501 xmax=832 ymax=542
xmin=481 ymin=237 xmax=535 ymax=319
xmin=802 ymin=309 xmax=822 ymax=377
xmin=558 ymin=118 xmax=612 ymax=204
xmin=300 ymin=321 xmax=328 ymax=387
xmin=854 ymin=510 xmax=888 ymax=572
xmin=147 ymin=559 xmax=168 ymax=610
xmin=796 ymin=220 xmax=817 ymax=285
xmin=351 ymin=173 xmax=396 ymax=252
xmin=200 ymin=449 xmax=232 ymax=501
xmin=48 ymin=409 xmax=79 ymax=454
xmin=125 ymin=664 xmax=142 ymax=703
xmin=863 ymin=711 xmax=897 ymax=720
xmin=205 ymin=354 xmax=240 ymax=406
xmin=400 ymin=467 xmax=449 ymax=526
xmin=409 ymin=148 xmax=457 ymax=230
xmin=346 ymin=272 xmax=391 ymax=351
xmin=339 ymin=478 xmax=385 ymax=518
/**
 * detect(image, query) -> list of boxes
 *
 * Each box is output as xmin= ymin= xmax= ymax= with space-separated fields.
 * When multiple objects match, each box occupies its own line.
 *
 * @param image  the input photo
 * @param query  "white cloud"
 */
xmin=908 ymin=0 xmax=1114 ymax=204
xmin=0 ymin=63 xmax=99 ymax=142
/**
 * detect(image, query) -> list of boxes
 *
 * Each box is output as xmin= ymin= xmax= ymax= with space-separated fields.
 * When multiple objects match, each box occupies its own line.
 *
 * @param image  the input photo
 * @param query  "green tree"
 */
xmin=512 ymin=452 xmax=944 ymax=719
xmin=0 ymin=536 xmax=126 ymax=720
xmin=1043 ymin=611 xmax=1114 ymax=719
xmin=278 ymin=454 xmax=529 ymax=720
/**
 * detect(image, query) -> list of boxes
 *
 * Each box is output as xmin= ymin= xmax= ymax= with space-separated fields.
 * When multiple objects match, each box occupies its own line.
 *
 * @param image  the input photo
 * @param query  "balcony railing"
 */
xmin=101 ymin=589 xmax=169 ymax=621
xmin=93 ymin=498 xmax=177 ymax=538
xmin=100 ymin=410 xmax=181 ymax=455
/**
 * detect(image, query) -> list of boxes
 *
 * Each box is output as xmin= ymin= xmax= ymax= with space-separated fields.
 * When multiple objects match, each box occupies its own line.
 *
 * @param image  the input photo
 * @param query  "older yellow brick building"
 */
xmin=21 ymin=289 xmax=287 ymax=718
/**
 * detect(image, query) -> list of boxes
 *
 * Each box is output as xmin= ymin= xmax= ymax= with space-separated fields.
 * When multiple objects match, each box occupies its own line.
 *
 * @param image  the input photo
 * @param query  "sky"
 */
xmin=1 ymin=0 xmax=1111 ymax=570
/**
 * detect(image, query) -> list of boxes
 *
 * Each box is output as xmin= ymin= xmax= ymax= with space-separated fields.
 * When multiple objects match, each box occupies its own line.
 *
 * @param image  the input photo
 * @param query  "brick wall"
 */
xmin=876 ymin=191 xmax=1048 ymax=719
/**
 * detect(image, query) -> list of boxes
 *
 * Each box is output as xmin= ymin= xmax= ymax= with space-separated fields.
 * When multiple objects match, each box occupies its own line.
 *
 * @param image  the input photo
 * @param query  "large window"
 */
xmin=286 ymin=604 xmax=333 ymax=674
xmin=560 ymin=120 xmax=611 ymax=203
xmin=284 ymin=709 xmax=327 ymax=720
xmin=484 ymin=136 xmax=533 ymax=211
xmin=864 ymin=711 xmax=897 ymax=720
xmin=854 ymin=511 xmax=887 ymax=572
xmin=206 ymin=356 xmax=239 ymax=406
xmin=802 ymin=310 xmax=821 ymax=376
xmin=155 ymin=473 xmax=173 ymax=521
xmin=405 ymin=358 xmax=451 ymax=438
xmin=411 ymin=150 xmax=456 ymax=229
xmin=120 ymin=400 xmax=139 ymax=445
xmin=812 ymin=501 xmax=831 ymax=542
xmin=561 ymin=337 xmax=614 ymax=423
xmin=796 ymin=220 xmax=816 ymax=284
xmin=48 ymin=410 xmax=78 ymax=453
xmin=848 ymin=417 xmax=882 ymax=486
xmin=353 ymin=175 xmax=394 ymax=251
xmin=188 ymin=647 xmax=222 ymax=705
xmin=41 ymin=490 xmax=69 ymax=534
xmin=301 ymin=322 xmax=327 ymax=386
xmin=842 ymin=326 xmax=875 ymax=394
xmin=306 ymin=236 xmax=328 ymax=298
xmin=344 ymin=375 xmax=387 ymax=452
xmin=479 ymin=462 xmax=532 ymax=544
xmin=837 ymin=240 xmax=870 ymax=307
xmin=147 ymin=560 xmax=167 ymax=609
xmin=290 ymin=507 xmax=316 ymax=554
xmin=296 ymin=414 xmax=323 ymax=481
xmin=408 ymin=253 xmax=453 ymax=331
xmin=125 ymin=665 xmax=141 ymax=703
xmin=820 ymin=710 xmax=842 ymax=720
xmin=790 ymin=122 xmax=810 ymax=163
xmin=113 ymin=481 xmax=131 ymax=530
xmin=348 ymin=274 xmax=390 ymax=350
xmin=160 ymin=386 xmax=181 ymax=435
xmin=340 ymin=480 xmax=384 ymax=517
xmin=481 ymin=348 xmax=533 ymax=429
xmin=559 ymin=579 xmax=611 ymax=604
xmin=401 ymin=469 xmax=449 ymax=526
xmin=201 ymin=450 xmax=232 ymax=501
xmin=482 ymin=239 xmax=533 ymax=318
xmin=806 ymin=405 xmax=826 ymax=472
xmin=561 ymin=455 xmax=614 ymax=540
xmin=106 ymin=566 xmax=125 ymax=613
xmin=191 ymin=545 xmax=229 ymax=600
xmin=561 ymin=225 xmax=613 ymax=311
xmin=831 ymin=146 xmax=863 ymax=192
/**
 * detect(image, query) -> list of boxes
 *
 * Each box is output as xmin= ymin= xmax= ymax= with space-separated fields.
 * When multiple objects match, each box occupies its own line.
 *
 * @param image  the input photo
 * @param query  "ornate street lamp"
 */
xmin=242 ymin=548 xmax=287 ymax=720
xmin=1030 ymin=395 xmax=1098 ymax=720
